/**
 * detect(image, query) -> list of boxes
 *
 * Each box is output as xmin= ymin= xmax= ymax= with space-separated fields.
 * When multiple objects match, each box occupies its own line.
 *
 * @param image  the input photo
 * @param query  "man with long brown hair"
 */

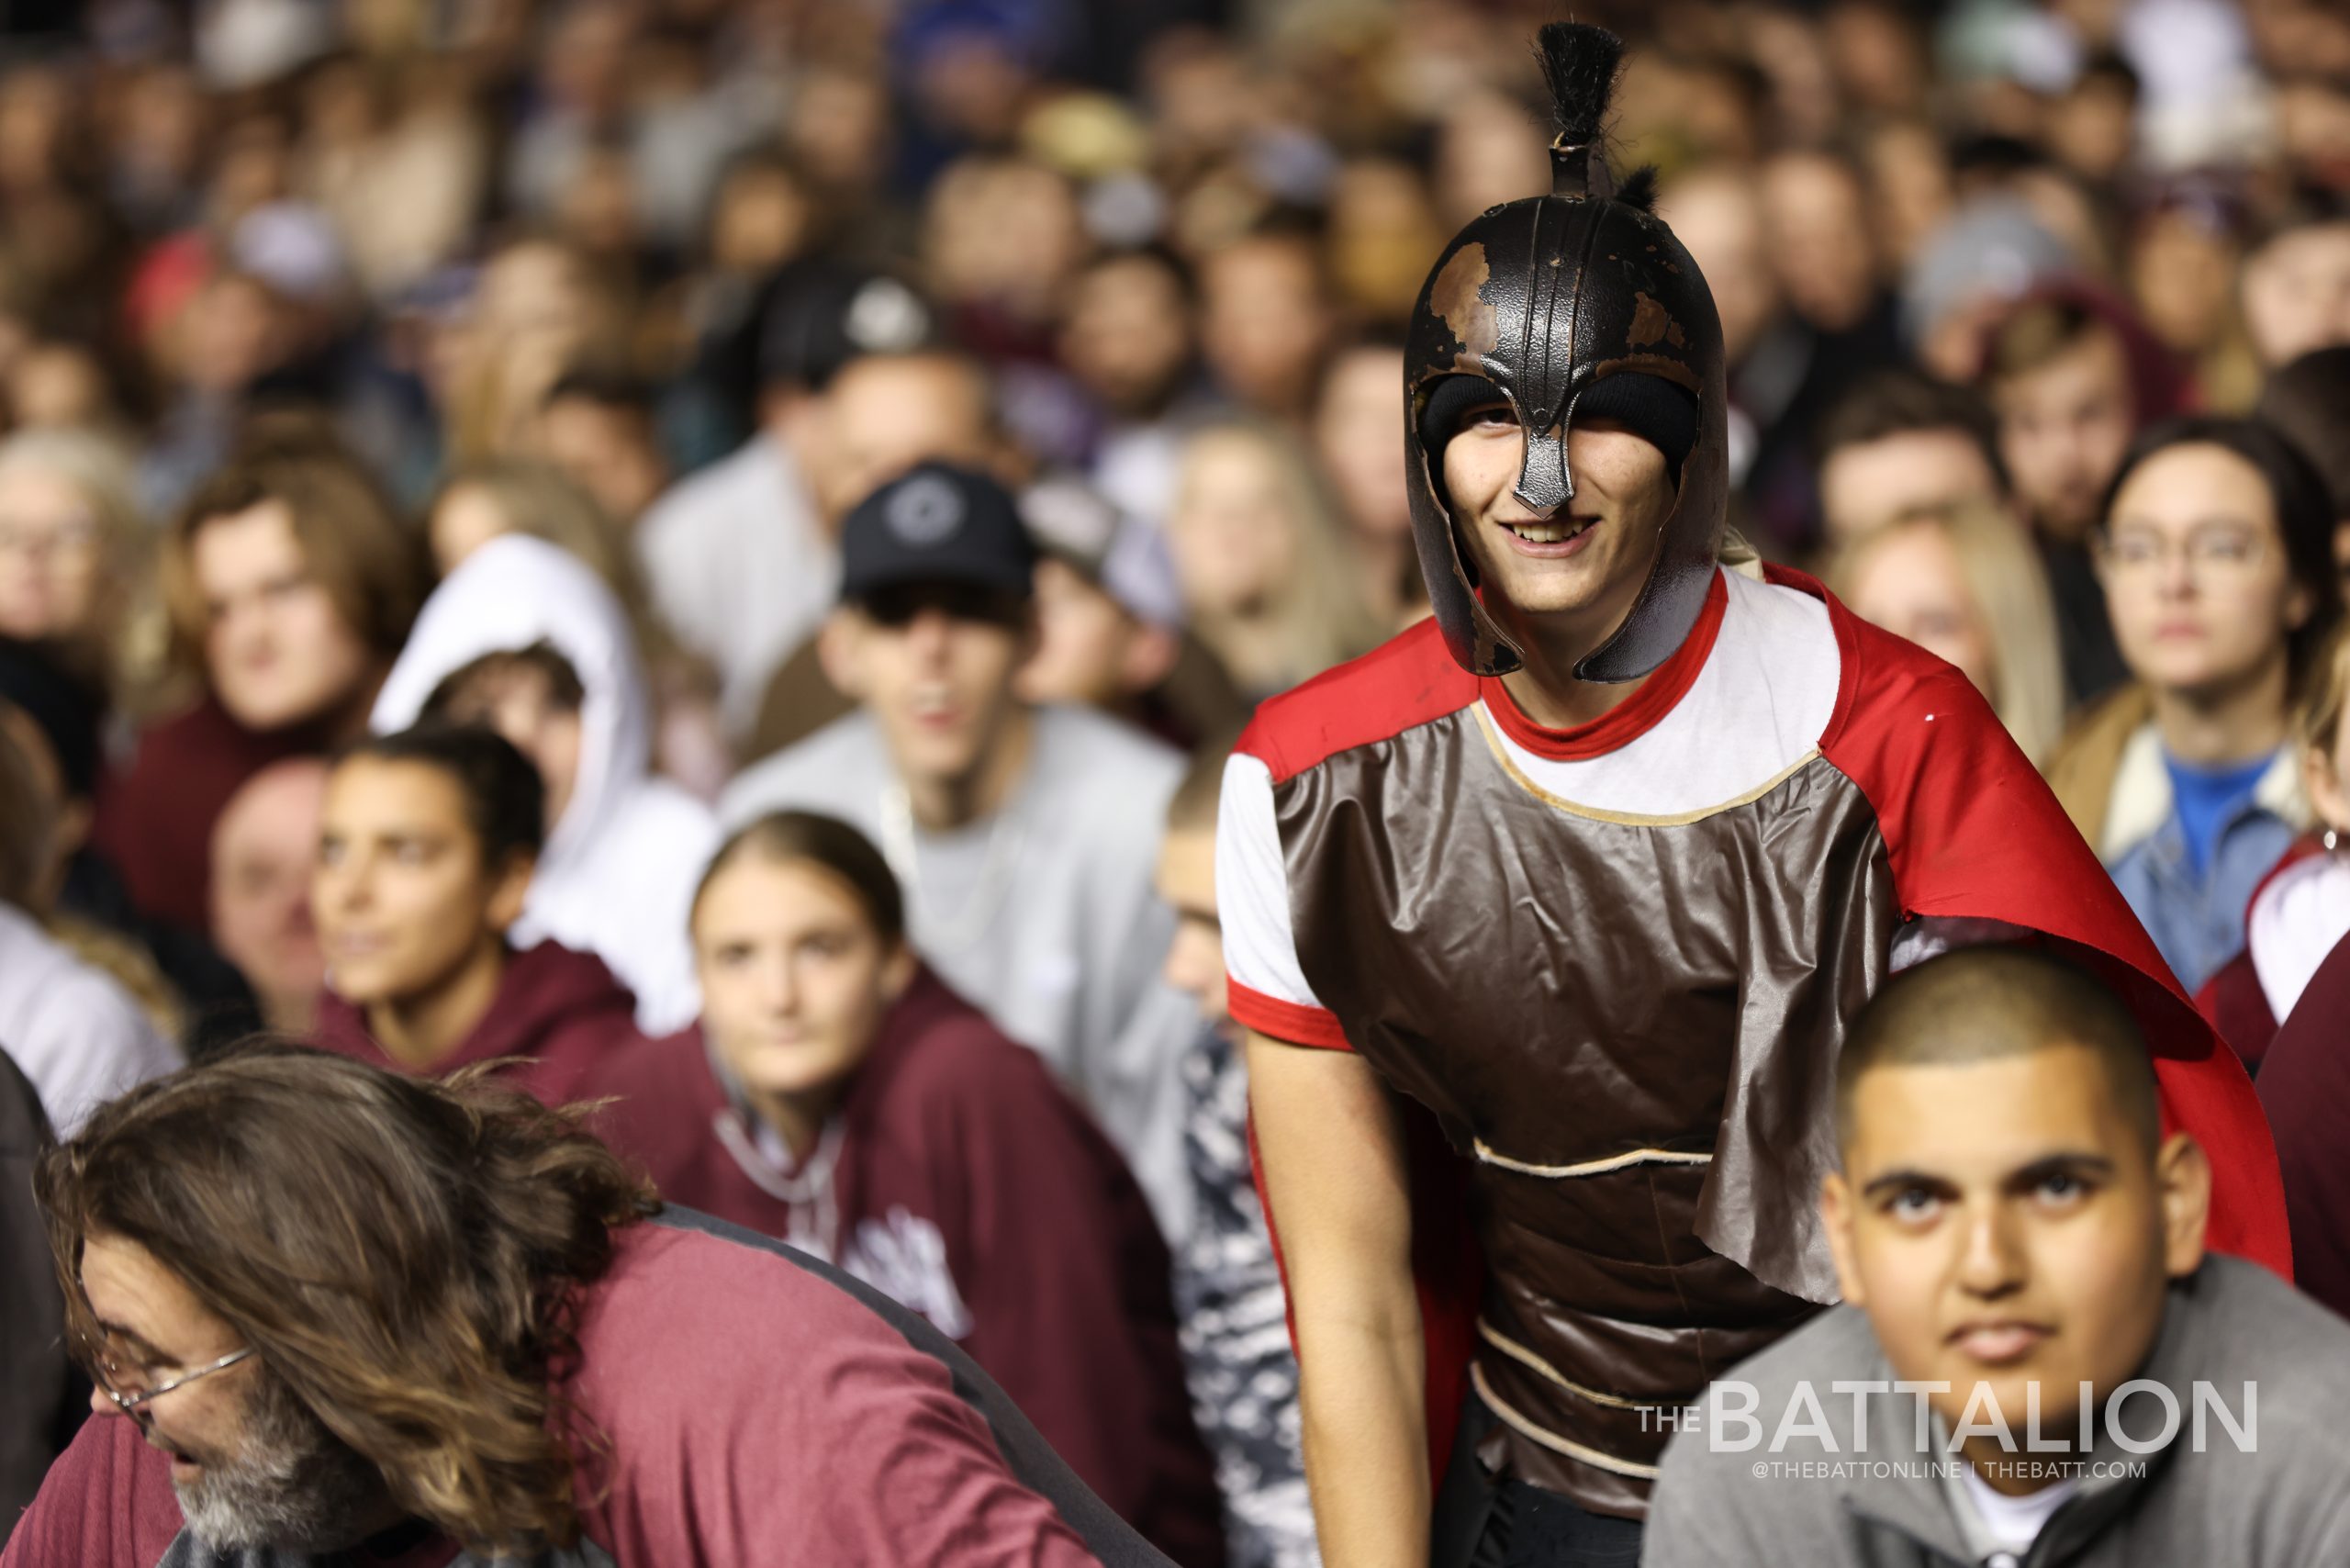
xmin=5 ymin=1047 xmax=1173 ymax=1566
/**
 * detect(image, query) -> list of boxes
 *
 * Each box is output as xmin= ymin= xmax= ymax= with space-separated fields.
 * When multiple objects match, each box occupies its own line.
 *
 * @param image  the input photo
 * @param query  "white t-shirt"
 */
xmin=0 ymin=903 xmax=180 ymax=1136
xmin=1218 ymin=566 xmax=2018 ymax=1037
xmin=1218 ymin=568 xmax=1843 ymax=1027
xmin=1957 ymin=1462 xmax=2082 ymax=1562
xmin=2248 ymin=851 xmax=2350 ymax=1026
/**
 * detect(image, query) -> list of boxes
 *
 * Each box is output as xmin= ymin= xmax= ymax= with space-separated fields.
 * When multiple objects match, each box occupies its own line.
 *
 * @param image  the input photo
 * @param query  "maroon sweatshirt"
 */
xmin=2195 ymin=835 xmax=2328 ymax=1072
xmin=0 ymin=1213 xmax=1178 ymax=1566
xmin=91 ymin=694 xmax=308 ymax=935
xmin=2256 ymin=930 xmax=2350 ymax=1321
xmin=311 ymin=942 xmax=638 ymax=1106
xmin=587 ymin=969 xmax=1225 ymax=1568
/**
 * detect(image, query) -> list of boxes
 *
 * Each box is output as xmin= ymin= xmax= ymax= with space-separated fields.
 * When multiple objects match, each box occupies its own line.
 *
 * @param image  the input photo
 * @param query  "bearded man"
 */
xmin=6 ymin=1047 xmax=1174 ymax=1567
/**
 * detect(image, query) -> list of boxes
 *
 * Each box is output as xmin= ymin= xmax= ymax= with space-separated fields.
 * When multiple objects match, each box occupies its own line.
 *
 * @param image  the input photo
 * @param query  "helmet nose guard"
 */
xmin=1514 ymin=430 xmax=1573 ymax=517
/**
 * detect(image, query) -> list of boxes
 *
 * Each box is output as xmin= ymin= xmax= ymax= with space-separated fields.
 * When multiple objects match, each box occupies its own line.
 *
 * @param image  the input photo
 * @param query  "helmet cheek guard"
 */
xmin=1404 ymin=24 xmax=1729 ymax=682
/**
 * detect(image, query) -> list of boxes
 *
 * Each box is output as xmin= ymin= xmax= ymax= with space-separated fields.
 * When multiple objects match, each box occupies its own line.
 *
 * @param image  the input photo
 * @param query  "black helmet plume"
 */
xmin=1537 ymin=22 xmax=1625 ymax=196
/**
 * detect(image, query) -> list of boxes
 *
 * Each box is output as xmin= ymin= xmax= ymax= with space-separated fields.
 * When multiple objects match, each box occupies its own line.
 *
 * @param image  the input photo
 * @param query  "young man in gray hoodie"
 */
xmin=1645 ymin=946 xmax=2350 ymax=1567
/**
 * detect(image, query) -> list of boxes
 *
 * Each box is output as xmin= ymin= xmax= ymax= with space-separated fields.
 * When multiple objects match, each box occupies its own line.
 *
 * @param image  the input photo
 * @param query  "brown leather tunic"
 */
xmin=1274 ymin=702 xmax=1900 ymax=1515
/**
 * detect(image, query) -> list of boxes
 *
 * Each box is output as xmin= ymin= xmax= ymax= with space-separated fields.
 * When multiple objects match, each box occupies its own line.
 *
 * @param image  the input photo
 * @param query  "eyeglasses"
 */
xmin=0 ymin=514 xmax=101 ymax=559
xmin=85 ymin=1339 xmax=255 ymax=1420
xmin=2098 ymin=526 xmax=2271 ymax=578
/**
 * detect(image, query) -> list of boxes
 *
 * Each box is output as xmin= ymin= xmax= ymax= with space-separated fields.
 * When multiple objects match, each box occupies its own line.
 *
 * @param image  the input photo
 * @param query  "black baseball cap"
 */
xmin=838 ymin=463 xmax=1037 ymax=610
xmin=757 ymin=259 xmax=937 ymax=394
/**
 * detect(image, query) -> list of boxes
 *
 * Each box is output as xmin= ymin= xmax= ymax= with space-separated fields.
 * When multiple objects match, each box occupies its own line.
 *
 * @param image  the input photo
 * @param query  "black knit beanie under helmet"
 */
xmin=1418 ymin=370 xmax=1700 ymax=494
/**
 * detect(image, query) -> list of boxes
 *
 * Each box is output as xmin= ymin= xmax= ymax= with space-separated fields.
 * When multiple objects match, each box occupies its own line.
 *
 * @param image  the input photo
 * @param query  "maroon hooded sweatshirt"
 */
xmin=311 ymin=941 xmax=638 ymax=1106
xmin=91 ymin=694 xmax=308 ymax=935
xmin=2256 ymin=931 xmax=2350 ymax=1321
xmin=587 ymin=968 xmax=1225 ymax=1568
xmin=2196 ymin=835 xmax=2328 ymax=1072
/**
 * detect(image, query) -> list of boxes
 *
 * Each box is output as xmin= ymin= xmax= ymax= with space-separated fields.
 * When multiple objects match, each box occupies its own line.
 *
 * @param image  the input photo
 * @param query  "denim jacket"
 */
xmin=2099 ymin=723 xmax=2309 ymax=993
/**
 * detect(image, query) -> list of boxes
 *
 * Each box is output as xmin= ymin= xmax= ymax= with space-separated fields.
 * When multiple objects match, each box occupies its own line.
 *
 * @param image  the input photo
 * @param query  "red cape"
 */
xmin=1251 ymin=567 xmax=2291 ymax=1484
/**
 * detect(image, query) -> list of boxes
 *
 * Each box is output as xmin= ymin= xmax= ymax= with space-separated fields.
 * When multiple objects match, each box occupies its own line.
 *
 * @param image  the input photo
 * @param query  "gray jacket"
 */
xmin=1644 ymin=1255 xmax=2350 ymax=1566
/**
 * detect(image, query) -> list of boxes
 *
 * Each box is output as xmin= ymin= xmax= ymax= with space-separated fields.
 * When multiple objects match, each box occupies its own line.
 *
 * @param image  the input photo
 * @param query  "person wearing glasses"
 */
xmin=2046 ymin=418 xmax=2344 ymax=992
xmin=5 ymin=1047 xmax=1177 ymax=1567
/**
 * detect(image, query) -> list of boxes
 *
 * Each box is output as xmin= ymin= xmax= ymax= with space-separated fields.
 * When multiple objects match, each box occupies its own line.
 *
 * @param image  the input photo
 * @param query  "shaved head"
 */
xmin=1838 ymin=946 xmax=2160 ymax=1158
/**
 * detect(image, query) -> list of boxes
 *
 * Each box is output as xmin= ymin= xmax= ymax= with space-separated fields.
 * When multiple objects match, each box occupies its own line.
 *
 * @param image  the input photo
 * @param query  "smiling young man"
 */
xmin=1645 ymin=947 xmax=2350 ymax=1567
xmin=1225 ymin=24 xmax=2288 ymax=1568
xmin=308 ymin=725 xmax=638 ymax=1105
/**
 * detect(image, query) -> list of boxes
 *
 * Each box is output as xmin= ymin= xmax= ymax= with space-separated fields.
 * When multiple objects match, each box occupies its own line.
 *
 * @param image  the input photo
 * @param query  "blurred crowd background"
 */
xmin=0 ymin=0 xmax=2342 ymax=745
xmin=0 ymin=0 xmax=2344 ymax=791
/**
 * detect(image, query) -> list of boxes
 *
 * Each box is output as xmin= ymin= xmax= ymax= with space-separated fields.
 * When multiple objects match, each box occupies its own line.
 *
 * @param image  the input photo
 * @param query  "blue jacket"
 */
xmin=2111 ymin=805 xmax=2301 ymax=993
xmin=2098 ymin=723 xmax=2309 ymax=992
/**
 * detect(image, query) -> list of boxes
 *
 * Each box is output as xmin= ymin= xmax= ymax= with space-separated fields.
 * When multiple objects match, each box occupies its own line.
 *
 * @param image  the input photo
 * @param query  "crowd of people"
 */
xmin=0 ymin=0 xmax=2348 ymax=1563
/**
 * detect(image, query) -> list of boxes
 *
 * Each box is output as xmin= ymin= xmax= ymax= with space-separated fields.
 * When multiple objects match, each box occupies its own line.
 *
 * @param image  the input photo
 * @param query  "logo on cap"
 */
xmin=845 ymin=277 xmax=932 ymax=354
xmin=885 ymin=473 xmax=966 ymax=547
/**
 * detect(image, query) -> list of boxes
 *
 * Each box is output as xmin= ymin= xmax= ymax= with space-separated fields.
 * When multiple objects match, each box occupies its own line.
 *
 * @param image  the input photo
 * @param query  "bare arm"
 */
xmin=1247 ymin=1029 xmax=1427 ymax=1568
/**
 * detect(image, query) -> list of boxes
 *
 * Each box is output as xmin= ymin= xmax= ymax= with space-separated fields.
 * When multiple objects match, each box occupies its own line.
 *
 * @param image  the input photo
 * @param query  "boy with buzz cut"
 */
xmin=1643 ymin=947 xmax=2350 ymax=1568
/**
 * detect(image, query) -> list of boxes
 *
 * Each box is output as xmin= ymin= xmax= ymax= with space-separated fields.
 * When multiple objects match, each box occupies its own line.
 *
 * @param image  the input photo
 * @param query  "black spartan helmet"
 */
xmin=1404 ymin=23 xmax=1729 ymax=681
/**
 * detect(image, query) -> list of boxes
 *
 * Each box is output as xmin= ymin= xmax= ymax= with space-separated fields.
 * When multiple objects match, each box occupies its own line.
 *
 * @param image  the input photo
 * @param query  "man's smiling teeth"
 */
xmin=1506 ymin=519 xmax=1591 ymax=543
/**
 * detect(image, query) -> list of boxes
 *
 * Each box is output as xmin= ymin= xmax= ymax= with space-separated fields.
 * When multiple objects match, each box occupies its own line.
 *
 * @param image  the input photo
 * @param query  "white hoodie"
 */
xmin=2246 ymin=847 xmax=2350 ymax=1026
xmin=374 ymin=535 xmax=717 ymax=1033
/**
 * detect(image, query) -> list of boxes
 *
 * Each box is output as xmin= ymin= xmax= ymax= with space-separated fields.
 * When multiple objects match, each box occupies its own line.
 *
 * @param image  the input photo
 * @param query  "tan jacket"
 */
xmin=2045 ymin=683 xmax=2310 ymax=864
xmin=2043 ymin=682 xmax=2157 ymax=852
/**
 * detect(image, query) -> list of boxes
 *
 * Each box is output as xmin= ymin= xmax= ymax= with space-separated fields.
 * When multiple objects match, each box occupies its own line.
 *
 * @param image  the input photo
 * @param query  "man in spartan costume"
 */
xmin=1218 ymin=23 xmax=2290 ymax=1568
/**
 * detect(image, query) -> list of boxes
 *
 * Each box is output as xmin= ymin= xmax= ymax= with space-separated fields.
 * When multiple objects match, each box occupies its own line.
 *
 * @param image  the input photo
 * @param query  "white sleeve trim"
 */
xmin=1214 ymin=752 xmax=1325 ymax=1012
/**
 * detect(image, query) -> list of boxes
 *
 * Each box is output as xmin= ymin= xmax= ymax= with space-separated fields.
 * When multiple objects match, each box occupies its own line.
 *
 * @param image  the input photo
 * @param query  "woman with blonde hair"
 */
xmin=0 ymin=428 xmax=165 ymax=711
xmin=429 ymin=455 xmax=636 ymax=589
xmin=1163 ymin=417 xmax=1385 ymax=704
xmin=1827 ymin=497 xmax=2069 ymax=763
xmin=441 ymin=234 xmax=627 ymax=463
